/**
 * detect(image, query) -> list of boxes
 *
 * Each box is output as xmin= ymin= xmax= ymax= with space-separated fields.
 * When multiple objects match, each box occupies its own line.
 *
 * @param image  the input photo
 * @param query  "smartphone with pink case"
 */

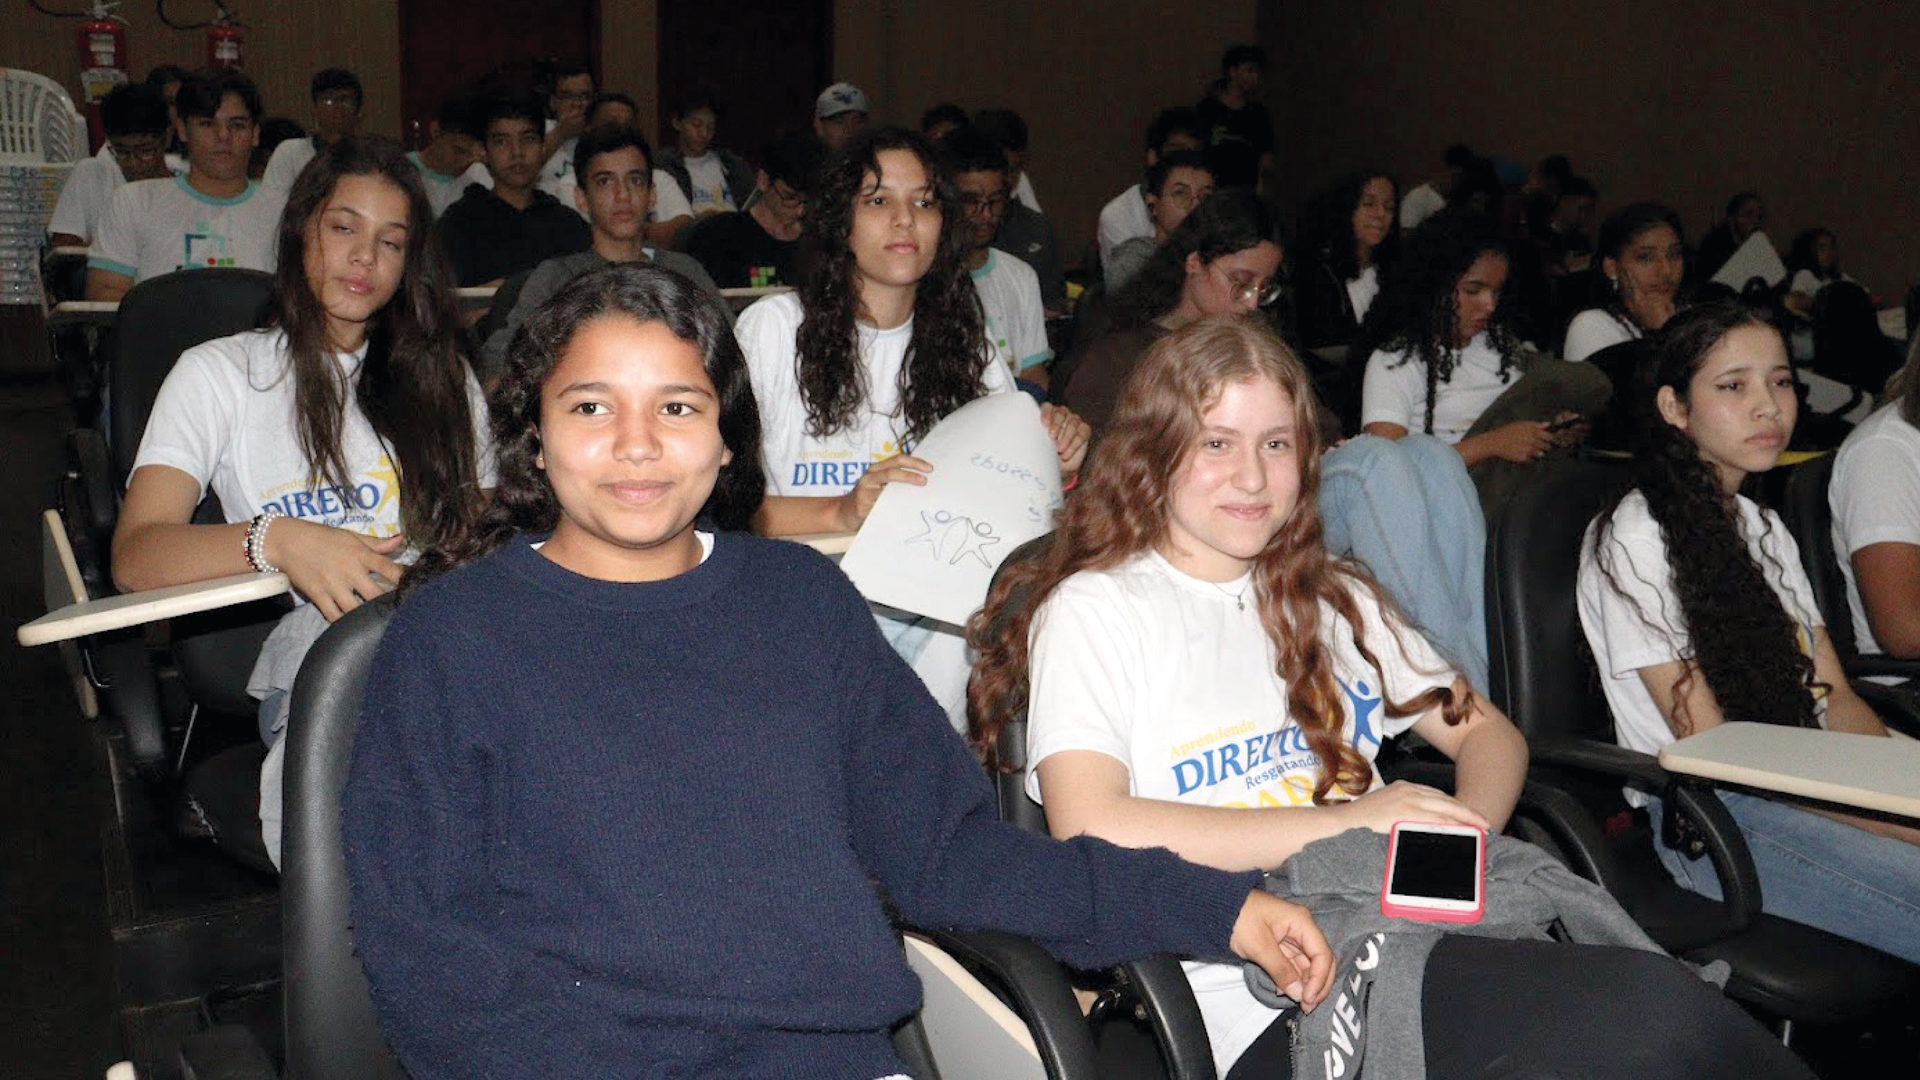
xmin=1379 ymin=821 xmax=1486 ymax=924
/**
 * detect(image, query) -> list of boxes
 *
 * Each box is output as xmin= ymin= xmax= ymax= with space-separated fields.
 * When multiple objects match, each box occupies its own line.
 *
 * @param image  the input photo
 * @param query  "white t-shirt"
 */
xmin=735 ymin=291 xmax=1016 ymax=496
xmin=1025 ymin=550 xmax=1455 ymax=1075
xmin=405 ymin=151 xmax=486 ymax=218
xmin=681 ymin=152 xmax=734 ymax=214
xmin=88 ymin=175 xmax=287 ymax=283
xmin=1012 ymin=171 xmax=1041 ymax=214
xmin=1097 ymin=183 xmax=1152 ymax=271
xmin=1832 ymin=404 xmax=1920 ymax=657
xmin=971 ymin=248 xmax=1052 ymax=376
xmin=1344 ymin=264 xmax=1380 ymax=325
xmin=1399 ymin=182 xmax=1445 ymax=230
xmin=1788 ymin=269 xmax=1854 ymax=297
xmin=1562 ymin=308 xmax=1638 ymax=362
xmin=1577 ymin=490 xmax=1824 ymax=795
xmin=261 ymin=137 xmax=318 ymax=192
xmin=48 ymin=148 xmax=182 ymax=243
xmin=131 ymin=328 xmax=495 ymax=594
xmin=1360 ymin=332 xmax=1514 ymax=444
xmin=537 ymin=135 xmax=577 ymax=203
xmin=650 ymin=170 xmax=692 ymax=223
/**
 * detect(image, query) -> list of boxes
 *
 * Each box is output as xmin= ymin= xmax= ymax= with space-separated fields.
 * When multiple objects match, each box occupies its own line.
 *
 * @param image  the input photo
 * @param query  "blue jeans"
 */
xmin=1317 ymin=434 xmax=1488 ymax=690
xmin=1648 ymin=789 xmax=1920 ymax=964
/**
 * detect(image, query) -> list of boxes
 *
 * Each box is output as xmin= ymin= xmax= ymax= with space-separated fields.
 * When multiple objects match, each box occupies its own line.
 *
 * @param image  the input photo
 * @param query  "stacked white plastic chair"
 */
xmin=0 ymin=69 xmax=86 ymax=306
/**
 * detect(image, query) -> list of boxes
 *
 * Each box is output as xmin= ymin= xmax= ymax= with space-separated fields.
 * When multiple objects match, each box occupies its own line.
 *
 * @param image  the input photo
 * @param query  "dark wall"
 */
xmin=1262 ymin=0 xmax=1920 ymax=299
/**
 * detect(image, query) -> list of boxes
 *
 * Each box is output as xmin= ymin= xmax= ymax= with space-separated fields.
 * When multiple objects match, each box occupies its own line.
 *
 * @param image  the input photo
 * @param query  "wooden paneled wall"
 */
xmin=832 ymin=0 xmax=1260 ymax=263
xmin=8 ymin=0 xmax=1261 ymax=261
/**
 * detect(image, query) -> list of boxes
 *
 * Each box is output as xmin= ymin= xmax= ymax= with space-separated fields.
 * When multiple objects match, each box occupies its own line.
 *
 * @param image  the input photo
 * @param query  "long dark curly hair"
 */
xmin=793 ymin=127 xmax=989 ymax=445
xmin=1361 ymin=209 xmax=1521 ymax=434
xmin=402 ymin=265 xmax=764 ymax=592
xmin=1589 ymin=300 xmax=1824 ymax=734
xmin=968 ymin=317 xmax=1464 ymax=794
xmin=1304 ymin=170 xmax=1400 ymax=283
xmin=270 ymin=135 xmax=483 ymax=555
xmin=1110 ymin=188 xmax=1279 ymax=327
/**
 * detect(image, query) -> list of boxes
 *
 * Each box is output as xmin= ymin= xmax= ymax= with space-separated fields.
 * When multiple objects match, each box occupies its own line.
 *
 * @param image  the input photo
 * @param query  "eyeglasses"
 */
xmin=1226 ymin=270 xmax=1284 ymax=308
xmin=108 ymin=139 xmax=166 ymax=164
xmin=315 ymin=91 xmax=359 ymax=109
xmin=554 ymin=89 xmax=595 ymax=104
xmin=956 ymin=193 xmax=1008 ymax=217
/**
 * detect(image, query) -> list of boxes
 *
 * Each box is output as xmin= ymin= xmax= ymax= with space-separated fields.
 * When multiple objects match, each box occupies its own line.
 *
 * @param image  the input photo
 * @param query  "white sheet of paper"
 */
xmin=840 ymin=393 xmax=1062 ymax=625
xmin=1710 ymin=231 xmax=1787 ymax=290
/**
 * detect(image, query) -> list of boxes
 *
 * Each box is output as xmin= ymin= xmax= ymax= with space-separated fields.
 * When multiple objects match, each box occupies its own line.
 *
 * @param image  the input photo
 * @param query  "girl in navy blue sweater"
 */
xmin=341 ymin=264 xmax=1335 ymax=1079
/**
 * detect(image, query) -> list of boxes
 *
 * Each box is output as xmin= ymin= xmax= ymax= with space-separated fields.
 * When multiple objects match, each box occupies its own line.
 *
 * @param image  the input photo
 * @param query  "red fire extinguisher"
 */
xmin=206 ymin=5 xmax=244 ymax=69
xmin=77 ymin=1 xmax=130 ymax=151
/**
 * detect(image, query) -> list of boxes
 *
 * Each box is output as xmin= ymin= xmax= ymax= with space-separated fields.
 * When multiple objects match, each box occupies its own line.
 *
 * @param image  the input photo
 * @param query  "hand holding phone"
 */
xmin=1379 ymin=821 xmax=1486 ymax=924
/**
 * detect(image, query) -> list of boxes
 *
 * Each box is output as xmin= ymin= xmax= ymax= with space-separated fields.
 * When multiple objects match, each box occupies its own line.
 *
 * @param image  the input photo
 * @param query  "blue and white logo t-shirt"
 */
xmin=735 ymin=290 xmax=1017 ymax=499
xmin=131 ymin=328 xmax=496 ymax=603
xmin=88 ymin=174 xmax=286 ymax=283
xmin=1024 ymin=549 xmax=1458 ymax=1074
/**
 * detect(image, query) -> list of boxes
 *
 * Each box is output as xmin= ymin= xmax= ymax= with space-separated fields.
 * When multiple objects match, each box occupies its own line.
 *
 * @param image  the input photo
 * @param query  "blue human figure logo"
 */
xmin=1341 ymin=677 xmax=1383 ymax=749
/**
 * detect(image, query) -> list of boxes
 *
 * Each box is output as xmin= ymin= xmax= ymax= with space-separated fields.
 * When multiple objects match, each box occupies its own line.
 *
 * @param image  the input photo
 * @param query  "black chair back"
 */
xmin=1779 ymin=454 xmax=1853 ymax=656
xmin=974 ymin=533 xmax=1222 ymax=1080
xmin=281 ymin=598 xmax=407 ymax=1080
xmin=108 ymin=268 xmax=274 ymax=482
xmin=1485 ymin=459 xmax=1624 ymax=741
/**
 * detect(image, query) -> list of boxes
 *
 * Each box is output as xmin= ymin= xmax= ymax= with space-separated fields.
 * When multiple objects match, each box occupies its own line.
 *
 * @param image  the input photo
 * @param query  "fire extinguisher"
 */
xmin=26 ymin=0 xmax=129 ymax=152
xmin=78 ymin=2 xmax=130 ymax=149
xmin=206 ymin=5 xmax=244 ymax=68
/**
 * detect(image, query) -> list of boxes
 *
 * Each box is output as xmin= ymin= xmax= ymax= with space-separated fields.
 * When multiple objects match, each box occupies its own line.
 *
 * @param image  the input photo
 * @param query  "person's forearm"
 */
xmin=85 ymin=269 xmax=130 ymax=302
xmin=1447 ymin=719 xmax=1527 ymax=832
xmin=752 ymin=494 xmax=850 ymax=537
xmin=1823 ymin=682 xmax=1890 ymax=739
xmin=1052 ymin=792 xmax=1358 ymax=872
xmin=112 ymin=520 xmax=252 ymax=592
xmin=1452 ymin=432 xmax=1499 ymax=467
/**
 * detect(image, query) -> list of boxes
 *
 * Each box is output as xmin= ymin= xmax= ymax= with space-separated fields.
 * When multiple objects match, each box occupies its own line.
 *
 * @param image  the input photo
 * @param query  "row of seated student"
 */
xmin=100 ymin=113 xmax=1919 ymax=1076
xmin=60 ymin=37 xmax=1920 ymax=1053
xmin=55 ymin=63 xmax=1002 ymax=308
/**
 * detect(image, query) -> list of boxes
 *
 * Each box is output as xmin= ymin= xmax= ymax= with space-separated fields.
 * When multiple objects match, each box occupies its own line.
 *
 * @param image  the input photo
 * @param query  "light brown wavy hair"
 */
xmin=966 ymin=316 xmax=1466 ymax=801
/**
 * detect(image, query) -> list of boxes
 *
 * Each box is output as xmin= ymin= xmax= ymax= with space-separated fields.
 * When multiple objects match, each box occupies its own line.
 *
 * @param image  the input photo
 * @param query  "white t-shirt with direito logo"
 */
xmin=1025 ymin=550 xmax=1456 ymax=1074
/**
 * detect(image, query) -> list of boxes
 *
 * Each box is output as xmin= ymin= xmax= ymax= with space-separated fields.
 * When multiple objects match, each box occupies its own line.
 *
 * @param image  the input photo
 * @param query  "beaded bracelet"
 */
xmin=245 ymin=508 xmax=283 ymax=574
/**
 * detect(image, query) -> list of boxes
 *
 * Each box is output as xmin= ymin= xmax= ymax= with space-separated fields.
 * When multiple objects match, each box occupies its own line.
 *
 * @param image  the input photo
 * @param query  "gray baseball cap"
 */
xmin=815 ymin=82 xmax=871 ymax=120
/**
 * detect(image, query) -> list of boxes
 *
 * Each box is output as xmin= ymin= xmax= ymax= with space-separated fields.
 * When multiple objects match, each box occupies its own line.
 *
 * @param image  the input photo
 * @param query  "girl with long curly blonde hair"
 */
xmin=968 ymin=316 xmax=1802 ymax=1080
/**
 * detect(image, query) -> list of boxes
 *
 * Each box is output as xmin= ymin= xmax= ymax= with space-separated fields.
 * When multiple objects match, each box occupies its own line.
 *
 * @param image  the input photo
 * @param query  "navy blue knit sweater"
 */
xmin=343 ymin=533 xmax=1260 ymax=1079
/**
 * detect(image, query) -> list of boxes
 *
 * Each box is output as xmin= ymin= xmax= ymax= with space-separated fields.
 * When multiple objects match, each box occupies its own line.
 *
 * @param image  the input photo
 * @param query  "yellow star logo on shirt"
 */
xmin=365 ymin=455 xmax=400 ymax=520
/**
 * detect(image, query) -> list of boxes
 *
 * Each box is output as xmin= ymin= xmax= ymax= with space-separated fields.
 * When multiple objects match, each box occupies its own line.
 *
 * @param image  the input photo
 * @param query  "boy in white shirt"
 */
xmin=536 ymin=60 xmax=595 ymax=202
xmin=261 ymin=68 xmax=362 ymax=191
xmin=48 ymin=82 xmax=176 ymax=249
xmin=942 ymin=128 xmax=1052 ymax=387
xmin=405 ymin=95 xmax=487 ymax=218
xmin=655 ymin=88 xmax=756 ymax=218
xmin=87 ymin=68 xmax=287 ymax=301
xmin=1096 ymin=107 xmax=1207 ymax=273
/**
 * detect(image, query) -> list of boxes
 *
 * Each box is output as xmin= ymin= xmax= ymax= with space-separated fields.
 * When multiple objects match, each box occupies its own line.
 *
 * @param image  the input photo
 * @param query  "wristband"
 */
xmin=1062 ymin=472 xmax=1080 ymax=493
xmin=245 ymin=508 xmax=284 ymax=573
